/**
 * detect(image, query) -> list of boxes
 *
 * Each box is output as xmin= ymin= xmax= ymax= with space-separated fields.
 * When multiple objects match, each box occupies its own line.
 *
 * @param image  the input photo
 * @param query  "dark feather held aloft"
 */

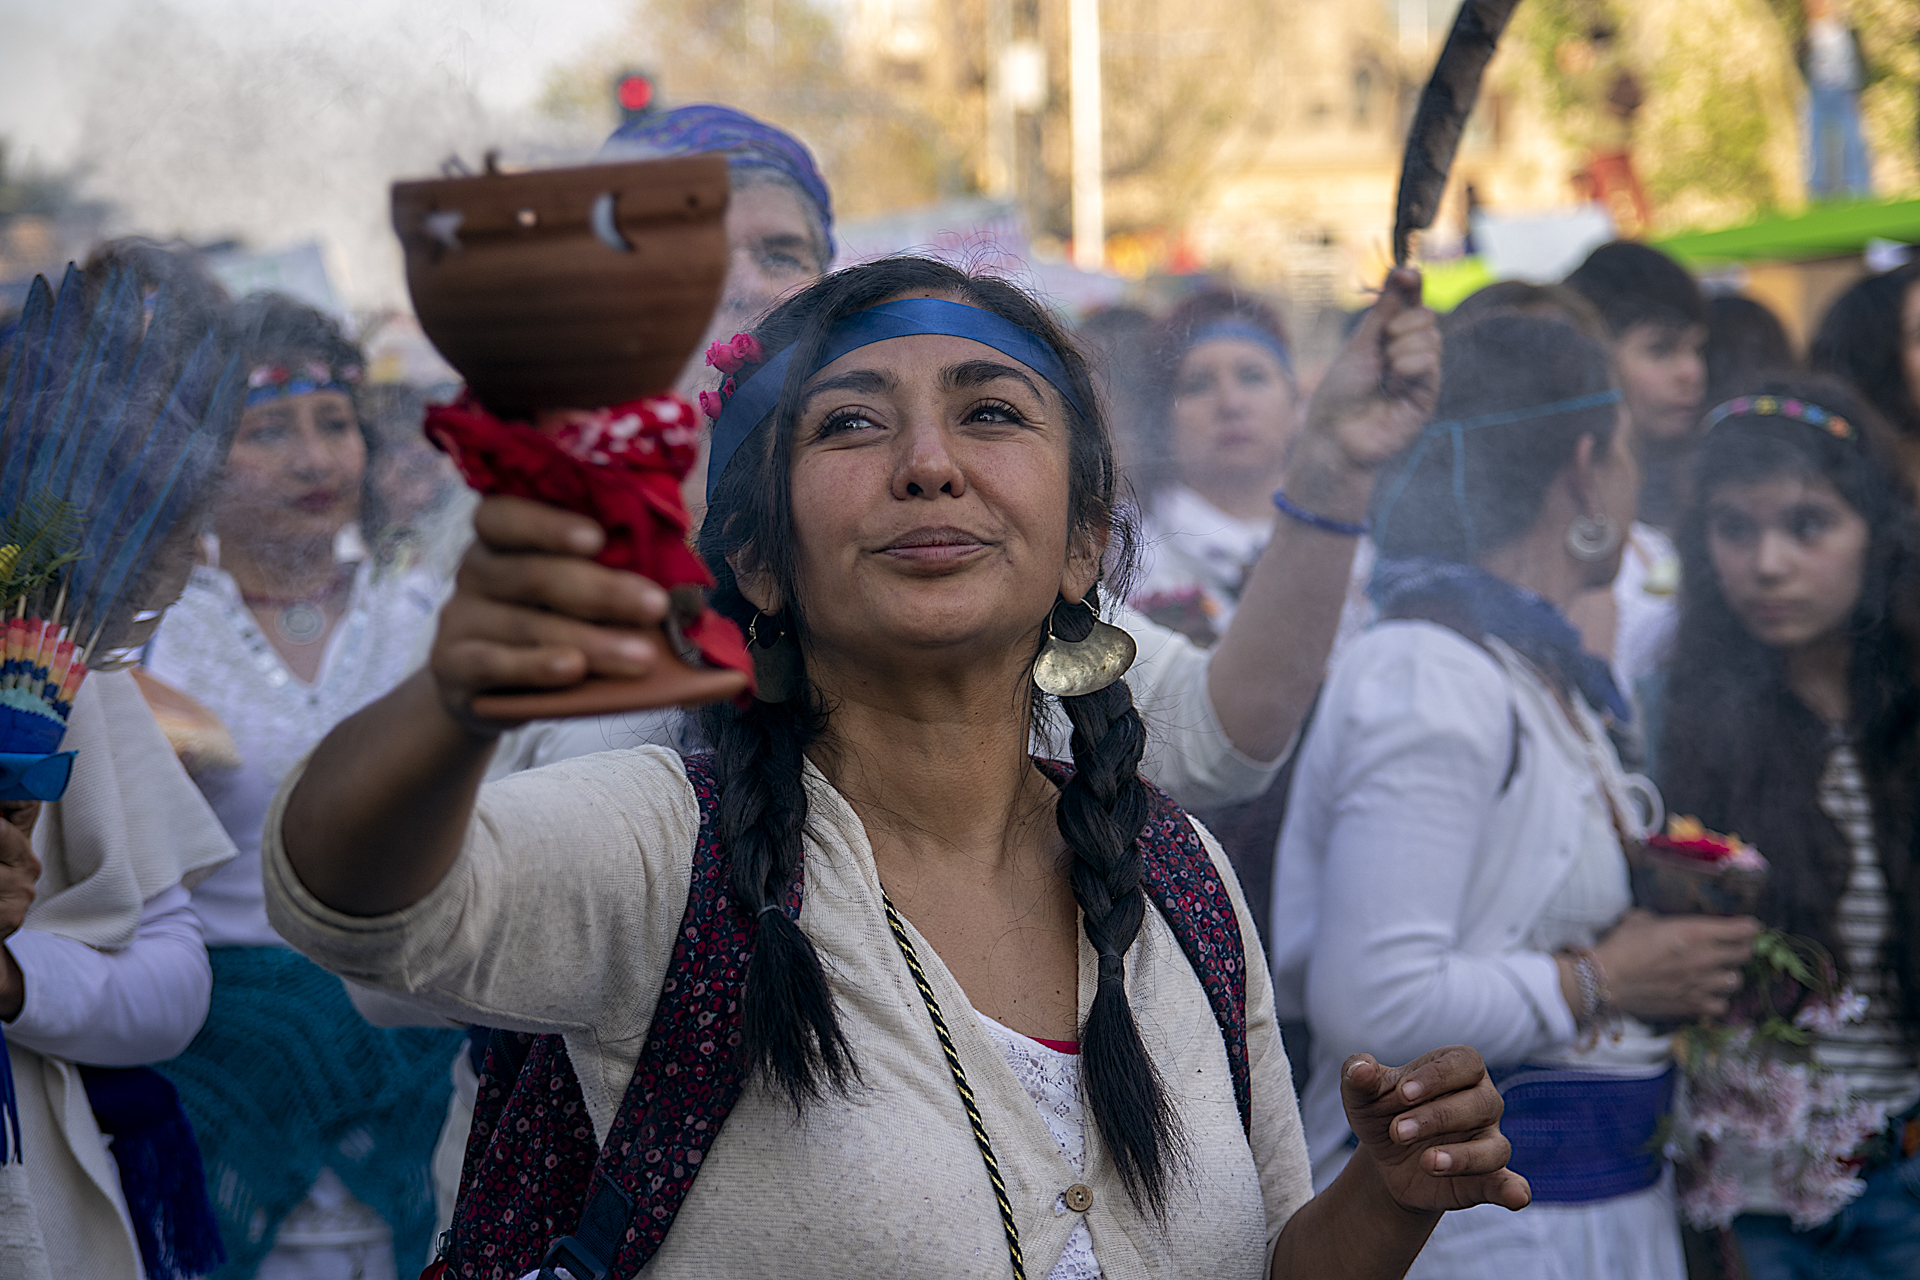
xmin=1392 ymin=0 xmax=1524 ymax=266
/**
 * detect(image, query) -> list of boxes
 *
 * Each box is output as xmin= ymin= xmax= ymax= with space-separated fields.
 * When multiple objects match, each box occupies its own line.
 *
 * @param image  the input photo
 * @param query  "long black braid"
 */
xmin=696 ymin=256 xmax=1180 ymax=1210
xmin=1049 ymin=591 xmax=1183 ymax=1214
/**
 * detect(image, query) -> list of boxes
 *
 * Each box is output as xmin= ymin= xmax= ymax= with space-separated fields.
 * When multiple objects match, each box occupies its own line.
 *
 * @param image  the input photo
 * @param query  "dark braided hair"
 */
xmin=695 ymin=256 xmax=1183 ymax=1211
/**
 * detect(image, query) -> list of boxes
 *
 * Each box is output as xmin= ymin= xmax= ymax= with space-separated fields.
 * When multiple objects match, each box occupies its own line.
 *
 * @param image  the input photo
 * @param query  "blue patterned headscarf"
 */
xmin=602 ymin=104 xmax=835 ymax=262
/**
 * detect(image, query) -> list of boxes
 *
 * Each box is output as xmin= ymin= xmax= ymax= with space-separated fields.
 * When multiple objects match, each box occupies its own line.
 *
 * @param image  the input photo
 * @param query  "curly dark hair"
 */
xmin=1658 ymin=374 xmax=1920 ymax=1034
xmin=1810 ymin=262 xmax=1920 ymax=448
xmin=693 ymin=256 xmax=1191 ymax=1213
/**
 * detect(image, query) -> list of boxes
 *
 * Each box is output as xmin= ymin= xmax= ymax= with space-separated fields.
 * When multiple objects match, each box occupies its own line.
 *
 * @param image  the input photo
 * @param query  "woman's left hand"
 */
xmin=1340 ymin=1045 xmax=1531 ymax=1215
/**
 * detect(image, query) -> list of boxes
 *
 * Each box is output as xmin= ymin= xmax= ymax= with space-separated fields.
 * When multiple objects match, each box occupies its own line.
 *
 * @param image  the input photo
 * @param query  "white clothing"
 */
xmin=264 ymin=746 xmax=1314 ymax=1280
xmin=1609 ymin=522 xmax=1679 ymax=700
xmin=145 ymin=560 xmax=443 ymax=1270
xmin=1133 ymin=486 xmax=1270 ymax=631
xmin=5 ymin=885 xmax=209 ymax=1066
xmin=4 ymin=669 xmax=235 ymax=1280
xmin=1271 ymin=622 xmax=1681 ymax=1278
xmin=147 ymin=561 xmax=443 ymax=947
xmin=977 ymin=1014 xmax=1100 ymax=1280
xmin=1808 ymin=17 xmax=1861 ymax=91
xmin=1406 ymin=1171 xmax=1683 ymax=1280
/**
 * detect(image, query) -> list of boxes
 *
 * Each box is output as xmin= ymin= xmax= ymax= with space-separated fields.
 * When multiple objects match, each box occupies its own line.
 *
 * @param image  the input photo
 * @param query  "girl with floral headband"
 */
xmin=264 ymin=257 xmax=1526 ymax=1280
xmin=1652 ymin=376 xmax=1920 ymax=1276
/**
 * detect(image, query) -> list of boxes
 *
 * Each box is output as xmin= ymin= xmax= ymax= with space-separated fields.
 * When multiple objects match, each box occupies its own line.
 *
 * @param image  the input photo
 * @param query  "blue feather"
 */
xmin=0 ymin=275 xmax=54 ymax=468
xmin=1 ymin=264 xmax=240 ymax=664
xmin=0 ymin=266 xmax=88 ymax=515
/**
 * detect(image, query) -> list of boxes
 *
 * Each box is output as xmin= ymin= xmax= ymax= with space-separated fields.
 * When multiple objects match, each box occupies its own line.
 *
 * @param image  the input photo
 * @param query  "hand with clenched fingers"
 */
xmin=1341 ymin=1044 xmax=1531 ymax=1215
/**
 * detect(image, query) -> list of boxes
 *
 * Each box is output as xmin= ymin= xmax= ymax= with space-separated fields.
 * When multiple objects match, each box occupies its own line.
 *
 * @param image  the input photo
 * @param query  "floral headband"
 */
xmin=245 ymin=360 xmax=362 ymax=407
xmin=1701 ymin=394 xmax=1855 ymax=442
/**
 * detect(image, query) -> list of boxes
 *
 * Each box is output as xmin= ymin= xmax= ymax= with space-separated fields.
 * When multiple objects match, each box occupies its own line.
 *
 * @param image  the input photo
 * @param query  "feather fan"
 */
xmin=0 ymin=264 xmax=240 ymax=798
xmin=1392 ymin=0 xmax=1524 ymax=266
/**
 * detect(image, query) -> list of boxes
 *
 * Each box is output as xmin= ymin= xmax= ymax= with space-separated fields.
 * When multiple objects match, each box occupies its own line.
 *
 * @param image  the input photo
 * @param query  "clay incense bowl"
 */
xmin=394 ymin=154 xmax=750 ymax=715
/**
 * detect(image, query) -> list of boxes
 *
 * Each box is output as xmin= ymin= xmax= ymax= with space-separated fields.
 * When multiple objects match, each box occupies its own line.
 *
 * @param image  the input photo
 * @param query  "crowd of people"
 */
xmin=2 ymin=100 xmax=1918 ymax=1280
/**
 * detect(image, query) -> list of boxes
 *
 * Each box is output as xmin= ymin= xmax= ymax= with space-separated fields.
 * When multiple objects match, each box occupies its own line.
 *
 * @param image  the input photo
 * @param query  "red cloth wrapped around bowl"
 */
xmin=1629 ymin=816 xmax=1768 ymax=917
xmin=424 ymin=391 xmax=752 ymax=691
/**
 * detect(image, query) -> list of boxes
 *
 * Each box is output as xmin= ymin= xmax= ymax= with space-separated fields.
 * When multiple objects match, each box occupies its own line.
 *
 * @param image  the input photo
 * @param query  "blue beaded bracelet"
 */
xmin=1273 ymin=489 xmax=1371 ymax=537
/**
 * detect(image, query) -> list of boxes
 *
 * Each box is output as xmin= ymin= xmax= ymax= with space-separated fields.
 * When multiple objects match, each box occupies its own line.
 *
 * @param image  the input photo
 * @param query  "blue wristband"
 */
xmin=1273 ymin=489 xmax=1371 ymax=537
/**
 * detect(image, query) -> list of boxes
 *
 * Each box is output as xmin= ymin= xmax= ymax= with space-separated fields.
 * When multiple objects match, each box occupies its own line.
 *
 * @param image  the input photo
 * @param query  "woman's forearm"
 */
xmin=1209 ymin=437 xmax=1372 ymax=761
xmin=1268 ymin=1149 xmax=1441 ymax=1280
xmin=281 ymin=669 xmax=499 ymax=916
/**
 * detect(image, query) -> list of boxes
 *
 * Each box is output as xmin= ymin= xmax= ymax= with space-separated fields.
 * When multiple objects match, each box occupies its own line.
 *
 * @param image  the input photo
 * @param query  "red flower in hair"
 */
xmin=703 ymin=332 xmax=765 ymax=375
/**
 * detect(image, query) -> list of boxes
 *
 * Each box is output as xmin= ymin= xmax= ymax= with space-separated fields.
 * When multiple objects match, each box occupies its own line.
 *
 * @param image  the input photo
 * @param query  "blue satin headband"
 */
xmin=1184 ymin=319 xmax=1293 ymax=378
xmin=707 ymin=297 xmax=1088 ymax=501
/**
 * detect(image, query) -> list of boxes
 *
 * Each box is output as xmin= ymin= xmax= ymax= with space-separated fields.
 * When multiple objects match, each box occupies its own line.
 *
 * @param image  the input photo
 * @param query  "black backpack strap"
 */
xmin=536 ymin=1176 xmax=633 ymax=1280
xmin=445 ymin=753 xmax=788 ymax=1280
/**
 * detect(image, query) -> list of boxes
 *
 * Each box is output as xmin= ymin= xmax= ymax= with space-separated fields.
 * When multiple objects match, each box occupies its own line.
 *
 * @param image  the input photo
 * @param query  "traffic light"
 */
xmin=614 ymin=70 xmax=659 ymax=127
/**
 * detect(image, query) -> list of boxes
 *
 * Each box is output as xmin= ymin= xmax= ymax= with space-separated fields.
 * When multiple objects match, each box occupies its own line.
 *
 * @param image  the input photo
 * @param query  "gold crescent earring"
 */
xmin=1032 ymin=597 xmax=1137 ymax=698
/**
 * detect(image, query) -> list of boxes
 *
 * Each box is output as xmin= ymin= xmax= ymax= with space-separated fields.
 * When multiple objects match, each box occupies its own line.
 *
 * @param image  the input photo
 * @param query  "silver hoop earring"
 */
xmin=1567 ymin=513 xmax=1621 ymax=562
xmin=747 ymin=611 xmax=802 ymax=703
xmin=1032 ymin=598 xmax=1137 ymax=698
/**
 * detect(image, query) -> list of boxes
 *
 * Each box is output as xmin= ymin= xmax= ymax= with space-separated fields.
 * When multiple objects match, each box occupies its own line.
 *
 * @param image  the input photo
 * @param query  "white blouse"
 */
xmin=265 ymin=747 xmax=1314 ymax=1280
xmin=1272 ymin=622 xmax=1670 ymax=1182
xmin=146 ymin=561 xmax=443 ymax=946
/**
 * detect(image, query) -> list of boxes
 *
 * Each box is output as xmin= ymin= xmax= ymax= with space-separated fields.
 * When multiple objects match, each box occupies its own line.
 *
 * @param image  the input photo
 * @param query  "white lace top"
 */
xmin=976 ymin=1013 xmax=1102 ymax=1280
xmin=146 ymin=561 xmax=444 ymax=947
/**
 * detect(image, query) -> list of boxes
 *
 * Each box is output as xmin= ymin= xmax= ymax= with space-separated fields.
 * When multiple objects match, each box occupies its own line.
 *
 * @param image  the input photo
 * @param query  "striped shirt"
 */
xmin=1813 ymin=740 xmax=1920 ymax=1113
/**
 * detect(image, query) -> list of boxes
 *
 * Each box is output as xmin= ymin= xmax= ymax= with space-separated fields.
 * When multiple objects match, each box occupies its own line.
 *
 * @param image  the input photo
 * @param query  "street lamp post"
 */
xmin=1069 ymin=0 xmax=1104 ymax=272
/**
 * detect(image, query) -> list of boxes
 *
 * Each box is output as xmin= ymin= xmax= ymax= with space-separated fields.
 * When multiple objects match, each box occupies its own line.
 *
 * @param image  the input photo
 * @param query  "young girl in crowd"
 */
xmin=1272 ymin=314 xmax=1757 ymax=1280
xmin=265 ymin=257 xmax=1527 ymax=1279
xmin=1654 ymin=377 xmax=1920 ymax=1275
xmin=147 ymin=294 xmax=460 ymax=1280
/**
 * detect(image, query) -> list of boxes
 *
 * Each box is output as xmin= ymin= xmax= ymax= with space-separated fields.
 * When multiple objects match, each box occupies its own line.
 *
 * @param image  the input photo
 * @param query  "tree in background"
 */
xmin=539 ymin=0 xmax=950 ymax=224
xmin=1507 ymin=0 xmax=1805 ymax=232
xmin=540 ymin=0 xmax=1292 ymax=259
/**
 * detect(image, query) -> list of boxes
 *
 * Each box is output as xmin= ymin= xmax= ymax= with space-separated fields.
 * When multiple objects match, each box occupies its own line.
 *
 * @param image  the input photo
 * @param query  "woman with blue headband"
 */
xmin=1273 ymin=313 xmax=1758 ymax=1280
xmin=265 ymin=258 xmax=1525 ymax=1279
xmin=145 ymin=294 xmax=462 ymax=1280
xmin=1131 ymin=290 xmax=1316 ymax=647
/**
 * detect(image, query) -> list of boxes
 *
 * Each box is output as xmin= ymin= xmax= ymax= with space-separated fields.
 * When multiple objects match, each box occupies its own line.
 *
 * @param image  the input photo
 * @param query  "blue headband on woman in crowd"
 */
xmin=1183 ymin=319 xmax=1294 ymax=379
xmin=707 ymin=298 xmax=1088 ymax=501
xmin=603 ymin=104 xmax=837 ymax=261
xmin=1373 ymin=387 xmax=1624 ymax=556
